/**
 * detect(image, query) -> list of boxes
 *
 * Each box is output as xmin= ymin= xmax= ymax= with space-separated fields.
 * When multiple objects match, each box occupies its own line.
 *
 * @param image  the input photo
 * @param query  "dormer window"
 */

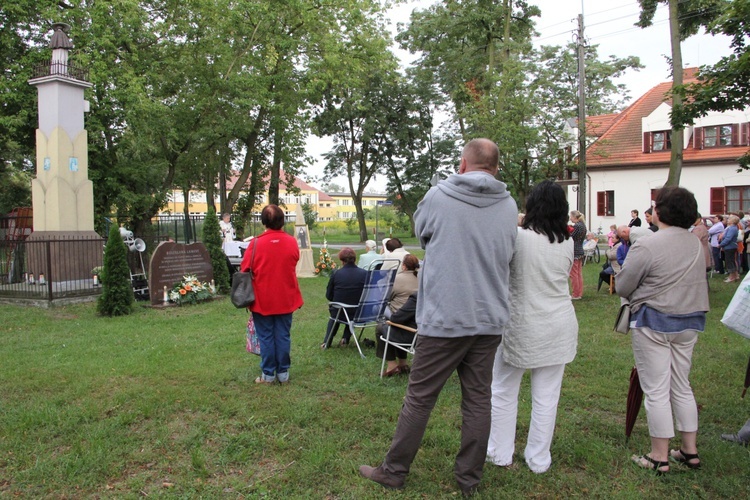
xmin=643 ymin=131 xmax=672 ymax=153
xmin=694 ymin=124 xmax=743 ymax=149
xmin=652 ymin=131 xmax=671 ymax=151
xmin=703 ymin=125 xmax=733 ymax=147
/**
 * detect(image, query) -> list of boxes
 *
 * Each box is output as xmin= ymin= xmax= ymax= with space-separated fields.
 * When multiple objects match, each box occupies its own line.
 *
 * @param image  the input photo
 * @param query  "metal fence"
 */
xmin=0 ymin=212 xmax=270 ymax=305
xmin=0 ymin=236 xmax=105 ymax=305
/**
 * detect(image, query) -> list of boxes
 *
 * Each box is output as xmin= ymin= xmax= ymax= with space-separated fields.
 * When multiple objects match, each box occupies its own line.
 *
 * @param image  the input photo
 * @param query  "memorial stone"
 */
xmin=149 ymin=241 xmax=213 ymax=305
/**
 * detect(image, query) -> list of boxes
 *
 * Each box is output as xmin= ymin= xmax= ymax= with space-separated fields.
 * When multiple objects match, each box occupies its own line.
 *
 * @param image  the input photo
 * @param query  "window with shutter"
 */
xmin=643 ymin=132 xmax=651 ymax=153
xmin=710 ymin=187 xmax=725 ymax=214
xmin=694 ymin=127 xmax=704 ymax=149
xmin=702 ymin=125 xmax=735 ymax=147
xmin=597 ymin=190 xmax=615 ymax=216
xmin=726 ymin=186 xmax=750 ymax=213
xmin=652 ymin=131 xmax=671 ymax=151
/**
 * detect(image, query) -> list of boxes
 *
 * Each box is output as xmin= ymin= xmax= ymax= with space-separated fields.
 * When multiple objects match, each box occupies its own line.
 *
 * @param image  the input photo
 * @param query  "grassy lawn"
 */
xmin=1 ymin=262 xmax=749 ymax=498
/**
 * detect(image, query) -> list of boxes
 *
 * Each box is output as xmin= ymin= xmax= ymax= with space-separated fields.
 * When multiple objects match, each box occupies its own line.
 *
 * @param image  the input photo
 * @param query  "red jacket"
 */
xmin=240 ymin=229 xmax=303 ymax=315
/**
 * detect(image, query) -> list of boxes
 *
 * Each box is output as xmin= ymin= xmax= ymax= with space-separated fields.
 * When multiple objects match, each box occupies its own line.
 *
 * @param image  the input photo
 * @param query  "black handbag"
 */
xmin=230 ymin=240 xmax=256 ymax=308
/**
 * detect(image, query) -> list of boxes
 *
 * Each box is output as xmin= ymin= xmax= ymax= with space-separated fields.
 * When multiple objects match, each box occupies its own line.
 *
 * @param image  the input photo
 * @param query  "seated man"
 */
xmin=358 ymin=240 xmax=380 ymax=270
xmin=322 ymin=247 xmax=367 ymax=348
xmin=376 ymin=292 xmax=417 ymax=377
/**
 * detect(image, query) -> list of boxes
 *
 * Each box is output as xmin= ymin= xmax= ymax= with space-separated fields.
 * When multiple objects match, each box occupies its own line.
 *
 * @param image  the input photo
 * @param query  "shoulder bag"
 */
xmin=614 ymin=244 xmax=702 ymax=334
xmin=230 ymin=239 xmax=257 ymax=308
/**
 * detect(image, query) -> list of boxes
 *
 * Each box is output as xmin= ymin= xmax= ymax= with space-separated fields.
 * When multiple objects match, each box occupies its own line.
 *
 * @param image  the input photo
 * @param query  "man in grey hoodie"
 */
xmin=360 ymin=138 xmax=518 ymax=496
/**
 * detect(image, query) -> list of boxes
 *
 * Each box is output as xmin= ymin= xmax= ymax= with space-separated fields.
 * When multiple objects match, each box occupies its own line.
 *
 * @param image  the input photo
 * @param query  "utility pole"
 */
xmin=577 ymin=13 xmax=587 ymax=217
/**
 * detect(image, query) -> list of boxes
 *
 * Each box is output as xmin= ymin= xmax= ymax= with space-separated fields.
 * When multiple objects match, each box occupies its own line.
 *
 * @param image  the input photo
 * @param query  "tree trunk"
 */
xmin=269 ymin=124 xmax=282 ymax=206
xmin=666 ymin=0 xmax=684 ymax=187
xmin=182 ymin=187 xmax=193 ymax=243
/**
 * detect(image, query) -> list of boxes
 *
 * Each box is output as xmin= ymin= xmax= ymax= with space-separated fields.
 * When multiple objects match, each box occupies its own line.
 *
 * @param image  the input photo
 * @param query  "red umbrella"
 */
xmin=626 ymin=366 xmax=643 ymax=442
xmin=742 ymin=356 xmax=750 ymax=398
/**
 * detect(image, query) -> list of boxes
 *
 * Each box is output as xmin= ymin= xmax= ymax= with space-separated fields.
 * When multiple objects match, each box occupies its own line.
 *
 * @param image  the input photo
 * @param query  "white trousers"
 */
xmin=487 ymin=344 xmax=566 ymax=473
xmin=631 ymin=326 xmax=699 ymax=438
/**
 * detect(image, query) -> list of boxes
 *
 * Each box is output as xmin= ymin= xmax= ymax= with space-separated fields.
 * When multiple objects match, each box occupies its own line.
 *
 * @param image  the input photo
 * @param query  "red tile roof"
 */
xmin=586 ymin=68 xmax=749 ymax=169
xmin=225 ymin=170 xmax=321 ymax=193
xmin=586 ymin=113 xmax=619 ymax=137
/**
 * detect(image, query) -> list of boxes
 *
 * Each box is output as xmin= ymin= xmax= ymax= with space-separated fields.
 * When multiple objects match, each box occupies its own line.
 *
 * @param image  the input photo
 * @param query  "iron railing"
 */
xmin=0 ymin=236 xmax=105 ymax=304
xmin=32 ymin=62 xmax=88 ymax=82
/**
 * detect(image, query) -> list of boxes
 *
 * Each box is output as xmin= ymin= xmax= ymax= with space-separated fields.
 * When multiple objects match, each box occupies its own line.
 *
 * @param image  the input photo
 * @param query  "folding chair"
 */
xmin=324 ymin=260 xmax=399 ymax=358
xmin=379 ymin=321 xmax=418 ymax=379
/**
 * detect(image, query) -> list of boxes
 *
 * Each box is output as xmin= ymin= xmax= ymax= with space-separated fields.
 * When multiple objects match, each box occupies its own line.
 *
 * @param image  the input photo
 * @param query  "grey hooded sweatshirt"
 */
xmin=414 ymin=171 xmax=518 ymax=338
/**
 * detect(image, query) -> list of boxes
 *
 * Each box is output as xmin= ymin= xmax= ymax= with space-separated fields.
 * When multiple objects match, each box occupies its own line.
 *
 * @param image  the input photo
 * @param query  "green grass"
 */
xmin=1 ymin=264 xmax=749 ymax=498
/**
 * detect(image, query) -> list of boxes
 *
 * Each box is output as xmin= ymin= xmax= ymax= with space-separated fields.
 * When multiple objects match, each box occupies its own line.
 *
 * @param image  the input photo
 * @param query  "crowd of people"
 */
xmin=235 ymin=137 xmax=746 ymax=495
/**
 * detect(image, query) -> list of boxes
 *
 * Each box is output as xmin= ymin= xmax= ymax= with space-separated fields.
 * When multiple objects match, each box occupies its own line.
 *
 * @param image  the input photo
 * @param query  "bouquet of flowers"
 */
xmin=169 ymin=275 xmax=216 ymax=305
xmin=314 ymin=242 xmax=337 ymax=277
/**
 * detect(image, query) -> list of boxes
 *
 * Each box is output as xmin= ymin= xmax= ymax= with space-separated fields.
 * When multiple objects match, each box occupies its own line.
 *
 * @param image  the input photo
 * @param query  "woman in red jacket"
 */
xmin=241 ymin=205 xmax=303 ymax=384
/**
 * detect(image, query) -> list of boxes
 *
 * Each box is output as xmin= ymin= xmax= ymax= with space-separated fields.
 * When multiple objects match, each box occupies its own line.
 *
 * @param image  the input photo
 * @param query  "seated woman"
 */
xmin=376 ymin=292 xmax=417 ymax=377
xmin=387 ymin=254 xmax=420 ymax=318
xmin=582 ymin=232 xmax=598 ymax=253
xmin=321 ymin=247 xmax=367 ymax=348
xmin=598 ymin=233 xmax=623 ymax=291
xmin=380 ymin=238 xmax=410 ymax=270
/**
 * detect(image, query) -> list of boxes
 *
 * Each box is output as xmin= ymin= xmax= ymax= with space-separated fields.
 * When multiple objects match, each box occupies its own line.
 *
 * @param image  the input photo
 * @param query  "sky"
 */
xmin=306 ymin=0 xmax=734 ymax=192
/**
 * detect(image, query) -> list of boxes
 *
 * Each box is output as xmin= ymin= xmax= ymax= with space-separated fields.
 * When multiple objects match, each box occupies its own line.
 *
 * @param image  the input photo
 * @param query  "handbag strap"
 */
xmin=629 ymin=240 xmax=702 ymax=309
xmin=249 ymin=237 xmax=257 ymax=269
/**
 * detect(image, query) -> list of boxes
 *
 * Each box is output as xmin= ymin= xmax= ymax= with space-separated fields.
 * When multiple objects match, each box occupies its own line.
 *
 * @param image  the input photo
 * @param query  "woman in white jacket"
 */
xmin=487 ymin=180 xmax=579 ymax=474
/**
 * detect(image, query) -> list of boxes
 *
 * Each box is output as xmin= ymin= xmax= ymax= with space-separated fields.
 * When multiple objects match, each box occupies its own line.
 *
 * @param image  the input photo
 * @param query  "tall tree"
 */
xmin=398 ymin=1 xmax=641 ymax=203
xmin=312 ymin=18 xmax=401 ymax=241
xmin=671 ymin=0 xmax=750 ymax=169
xmin=637 ymin=0 xmax=726 ymax=185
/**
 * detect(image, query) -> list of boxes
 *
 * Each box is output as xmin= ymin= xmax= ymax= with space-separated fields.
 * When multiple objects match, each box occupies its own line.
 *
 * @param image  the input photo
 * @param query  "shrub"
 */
xmin=97 ymin=225 xmax=134 ymax=316
xmin=202 ymin=207 xmax=230 ymax=294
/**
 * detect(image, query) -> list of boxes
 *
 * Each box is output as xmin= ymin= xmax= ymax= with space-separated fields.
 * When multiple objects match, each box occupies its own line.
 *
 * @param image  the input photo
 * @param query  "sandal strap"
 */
xmin=643 ymin=455 xmax=669 ymax=470
xmin=676 ymin=449 xmax=700 ymax=461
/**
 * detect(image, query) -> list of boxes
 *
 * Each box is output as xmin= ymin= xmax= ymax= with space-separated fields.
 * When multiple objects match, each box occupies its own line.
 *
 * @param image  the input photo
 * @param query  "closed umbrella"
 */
xmin=742 ymin=355 xmax=750 ymax=398
xmin=625 ymin=366 xmax=643 ymax=442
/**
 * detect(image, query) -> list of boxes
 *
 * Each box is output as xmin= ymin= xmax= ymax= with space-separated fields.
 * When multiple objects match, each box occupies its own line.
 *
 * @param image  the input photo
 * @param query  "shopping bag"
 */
xmin=246 ymin=315 xmax=261 ymax=355
xmin=721 ymin=273 xmax=750 ymax=339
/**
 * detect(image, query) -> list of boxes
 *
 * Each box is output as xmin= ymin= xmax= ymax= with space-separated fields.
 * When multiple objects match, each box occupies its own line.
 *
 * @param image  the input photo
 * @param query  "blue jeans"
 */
xmin=252 ymin=312 xmax=293 ymax=380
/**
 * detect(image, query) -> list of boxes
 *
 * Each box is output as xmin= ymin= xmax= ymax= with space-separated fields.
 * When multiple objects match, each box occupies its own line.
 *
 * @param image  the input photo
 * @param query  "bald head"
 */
xmin=460 ymin=138 xmax=499 ymax=175
xmin=617 ymin=225 xmax=630 ymax=242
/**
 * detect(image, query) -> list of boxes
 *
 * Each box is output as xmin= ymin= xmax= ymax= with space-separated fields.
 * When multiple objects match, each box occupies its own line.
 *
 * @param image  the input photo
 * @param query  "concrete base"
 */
xmin=296 ymin=249 xmax=316 ymax=278
xmin=25 ymin=231 xmax=104 ymax=282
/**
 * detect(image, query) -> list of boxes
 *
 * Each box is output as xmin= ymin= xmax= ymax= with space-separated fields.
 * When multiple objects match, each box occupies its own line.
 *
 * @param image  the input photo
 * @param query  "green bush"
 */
xmin=202 ymin=207 xmax=231 ymax=294
xmin=96 ymin=225 xmax=134 ymax=316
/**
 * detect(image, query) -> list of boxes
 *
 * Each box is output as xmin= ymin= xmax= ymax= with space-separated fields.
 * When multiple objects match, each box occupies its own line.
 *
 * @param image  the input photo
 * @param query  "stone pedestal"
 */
xmin=25 ymin=230 xmax=104 ymax=282
xmin=296 ymin=249 xmax=316 ymax=278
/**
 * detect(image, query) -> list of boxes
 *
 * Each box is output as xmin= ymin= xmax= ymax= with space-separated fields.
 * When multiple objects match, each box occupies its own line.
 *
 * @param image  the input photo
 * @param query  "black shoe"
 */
xmin=363 ymin=338 xmax=376 ymax=348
